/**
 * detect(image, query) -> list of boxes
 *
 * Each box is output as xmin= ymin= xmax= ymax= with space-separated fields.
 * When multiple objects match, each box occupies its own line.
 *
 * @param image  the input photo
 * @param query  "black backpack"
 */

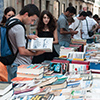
xmin=0 ymin=18 xmax=27 ymax=65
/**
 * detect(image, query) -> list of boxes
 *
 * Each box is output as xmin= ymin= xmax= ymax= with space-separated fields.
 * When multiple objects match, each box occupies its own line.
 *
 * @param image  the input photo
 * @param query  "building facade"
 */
xmin=2 ymin=0 xmax=100 ymax=33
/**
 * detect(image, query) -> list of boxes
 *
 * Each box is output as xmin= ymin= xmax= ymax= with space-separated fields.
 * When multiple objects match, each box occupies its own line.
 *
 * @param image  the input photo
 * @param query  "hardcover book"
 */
xmin=28 ymin=38 xmax=53 ymax=52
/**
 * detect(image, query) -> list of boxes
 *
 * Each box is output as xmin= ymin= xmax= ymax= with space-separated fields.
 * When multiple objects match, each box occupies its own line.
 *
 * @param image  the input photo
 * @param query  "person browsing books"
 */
xmin=7 ymin=4 xmax=45 ymax=82
xmin=57 ymin=6 xmax=78 ymax=47
xmin=32 ymin=10 xmax=59 ymax=64
xmin=69 ymin=11 xmax=87 ymax=39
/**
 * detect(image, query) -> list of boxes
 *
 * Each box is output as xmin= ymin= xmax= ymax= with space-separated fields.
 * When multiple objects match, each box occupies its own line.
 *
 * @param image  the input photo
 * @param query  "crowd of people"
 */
xmin=0 ymin=4 xmax=100 ymax=82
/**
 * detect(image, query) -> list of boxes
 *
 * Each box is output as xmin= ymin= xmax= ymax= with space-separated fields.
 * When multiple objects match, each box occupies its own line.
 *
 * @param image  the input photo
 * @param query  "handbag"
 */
xmin=86 ymin=19 xmax=94 ymax=37
xmin=88 ymin=31 xmax=94 ymax=37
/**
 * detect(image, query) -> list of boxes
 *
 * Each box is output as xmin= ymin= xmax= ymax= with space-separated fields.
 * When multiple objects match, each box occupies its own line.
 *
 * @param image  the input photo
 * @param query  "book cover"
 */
xmin=14 ymin=86 xmax=37 ymax=94
xmin=0 ymin=82 xmax=13 ymax=95
xmin=28 ymin=38 xmax=53 ymax=52
xmin=0 ymin=89 xmax=13 ymax=100
xmin=17 ymin=64 xmax=44 ymax=74
xmin=11 ymin=77 xmax=34 ymax=83
xmin=17 ymin=72 xmax=43 ymax=79
xmin=14 ymin=93 xmax=55 ymax=100
xmin=43 ymin=77 xmax=67 ymax=90
xmin=69 ymin=63 xmax=88 ymax=72
xmin=38 ymin=77 xmax=58 ymax=87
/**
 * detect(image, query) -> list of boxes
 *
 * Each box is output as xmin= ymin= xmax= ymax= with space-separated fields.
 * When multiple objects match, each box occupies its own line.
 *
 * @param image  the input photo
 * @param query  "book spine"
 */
xmin=32 ymin=65 xmax=39 ymax=69
xmin=14 ymin=87 xmax=36 ymax=94
xmin=27 ymin=64 xmax=34 ymax=68
xmin=36 ymin=65 xmax=44 ymax=69
xmin=30 ymin=64 xmax=37 ymax=69
xmin=35 ymin=65 xmax=42 ymax=69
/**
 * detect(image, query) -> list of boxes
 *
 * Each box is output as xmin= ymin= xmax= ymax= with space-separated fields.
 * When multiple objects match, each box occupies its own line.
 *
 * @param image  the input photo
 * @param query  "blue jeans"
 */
xmin=87 ymin=39 xmax=94 ymax=44
xmin=59 ymin=41 xmax=70 ymax=47
xmin=7 ymin=63 xmax=19 ymax=82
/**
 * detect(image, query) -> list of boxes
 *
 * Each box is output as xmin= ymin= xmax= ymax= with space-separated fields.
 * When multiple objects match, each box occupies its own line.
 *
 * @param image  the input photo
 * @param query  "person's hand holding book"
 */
xmin=27 ymin=35 xmax=39 ymax=40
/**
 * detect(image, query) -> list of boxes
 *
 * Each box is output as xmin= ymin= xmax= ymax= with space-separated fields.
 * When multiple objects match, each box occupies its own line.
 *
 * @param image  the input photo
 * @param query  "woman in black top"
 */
xmin=32 ymin=10 xmax=59 ymax=64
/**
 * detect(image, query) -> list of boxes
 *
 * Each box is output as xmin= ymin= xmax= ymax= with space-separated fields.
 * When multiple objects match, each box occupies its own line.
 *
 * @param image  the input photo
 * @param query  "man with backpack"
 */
xmin=5 ymin=4 xmax=45 ymax=82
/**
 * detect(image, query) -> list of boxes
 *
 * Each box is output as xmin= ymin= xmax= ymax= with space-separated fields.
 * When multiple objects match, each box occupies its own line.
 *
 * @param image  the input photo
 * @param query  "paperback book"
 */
xmin=17 ymin=64 xmax=44 ymax=75
xmin=0 ymin=82 xmax=13 ymax=96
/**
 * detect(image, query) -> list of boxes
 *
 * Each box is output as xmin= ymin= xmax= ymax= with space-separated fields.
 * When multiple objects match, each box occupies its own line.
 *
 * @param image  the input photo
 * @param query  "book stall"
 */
xmin=1 ymin=39 xmax=100 ymax=100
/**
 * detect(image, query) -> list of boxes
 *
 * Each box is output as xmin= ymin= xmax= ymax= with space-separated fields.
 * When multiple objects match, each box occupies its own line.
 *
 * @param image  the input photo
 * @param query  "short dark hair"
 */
xmin=79 ymin=11 xmax=87 ymax=17
xmin=93 ymin=14 xmax=99 ymax=19
xmin=67 ymin=17 xmax=75 ymax=23
xmin=66 ymin=6 xmax=76 ymax=14
xmin=87 ymin=11 xmax=92 ymax=16
xmin=19 ymin=4 xmax=40 ymax=17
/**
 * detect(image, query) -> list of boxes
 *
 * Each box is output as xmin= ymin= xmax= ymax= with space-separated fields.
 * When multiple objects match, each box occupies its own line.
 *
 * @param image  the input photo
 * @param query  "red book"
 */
xmin=70 ymin=44 xmax=82 ymax=52
xmin=51 ymin=59 xmax=69 ymax=63
xmin=11 ymin=77 xmax=33 ymax=82
xmin=14 ymin=86 xmax=37 ymax=94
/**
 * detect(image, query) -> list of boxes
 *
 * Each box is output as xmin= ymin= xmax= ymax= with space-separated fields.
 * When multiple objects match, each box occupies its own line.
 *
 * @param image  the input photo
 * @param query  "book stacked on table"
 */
xmin=71 ymin=39 xmax=86 ymax=45
xmin=59 ymin=46 xmax=75 ymax=57
xmin=0 ymin=82 xmax=13 ymax=100
xmin=17 ymin=64 xmax=45 ymax=79
xmin=67 ymin=52 xmax=85 ymax=61
xmin=12 ymin=93 xmax=55 ymax=100
xmin=38 ymin=77 xmax=68 ymax=90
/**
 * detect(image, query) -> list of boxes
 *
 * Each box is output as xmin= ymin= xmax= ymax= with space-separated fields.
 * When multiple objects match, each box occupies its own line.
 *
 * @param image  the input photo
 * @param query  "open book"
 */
xmin=28 ymin=38 xmax=53 ymax=52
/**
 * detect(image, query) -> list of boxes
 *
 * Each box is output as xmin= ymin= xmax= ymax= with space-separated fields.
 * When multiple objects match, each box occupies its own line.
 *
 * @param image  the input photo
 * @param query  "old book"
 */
xmin=0 ymin=89 xmax=13 ymax=100
xmin=11 ymin=77 xmax=34 ymax=83
xmin=67 ymin=52 xmax=85 ymax=61
xmin=0 ymin=82 xmax=13 ymax=96
xmin=69 ymin=63 xmax=88 ymax=72
xmin=38 ymin=77 xmax=58 ymax=87
xmin=13 ymin=80 xmax=41 ymax=92
xmin=28 ymin=38 xmax=53 ymax=52
xmin=60 ymin=46 xmax=75 ymax=57
xmin=17 ymin=72 xmax=43 ymax=79
xmin=43 ymin=77 xmax=67 ymax=90
xmin=14 ymin=93 xmax=55 ymax=100
xmin=17 ymin=64 xmax=44 ymax=74
xmin=14 ymin=86 xmax=37 ymax=94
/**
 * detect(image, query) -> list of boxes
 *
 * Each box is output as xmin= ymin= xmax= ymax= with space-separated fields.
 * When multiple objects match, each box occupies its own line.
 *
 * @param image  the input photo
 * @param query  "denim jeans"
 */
xmin=59 ymin=41 xmax=70 ymax=47
xmin=7 ymin=63 xmax=19 ymax=82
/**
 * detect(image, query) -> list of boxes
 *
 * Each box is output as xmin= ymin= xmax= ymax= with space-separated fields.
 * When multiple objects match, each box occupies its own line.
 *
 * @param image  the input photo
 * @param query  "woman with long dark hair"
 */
xmin=1 ymin=6 xmax=16 ymax=26
xmin=32 ymin=10 xmax=59 ymax=64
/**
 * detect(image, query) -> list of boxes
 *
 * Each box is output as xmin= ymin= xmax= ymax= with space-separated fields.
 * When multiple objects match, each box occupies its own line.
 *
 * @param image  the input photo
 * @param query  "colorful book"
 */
xmin=38 ymin=77 xmax=58 ymax=87
xmin=69 ymin=63 xmax=88 ymax=72
xmin=43 ymin=77 xmax=68 ymax=90
xmin=17 ymin=64 xmax=44 ymax=74
xmin=11 ymin=77 xmax=34 ymax=83
xmin=17 ymin=72 xmax=43 ymax=79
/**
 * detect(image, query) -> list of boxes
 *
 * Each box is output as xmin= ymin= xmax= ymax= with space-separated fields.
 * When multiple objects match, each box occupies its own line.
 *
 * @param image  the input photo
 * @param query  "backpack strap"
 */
xmin=6 ymin=18 xmax=28 ymax=56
